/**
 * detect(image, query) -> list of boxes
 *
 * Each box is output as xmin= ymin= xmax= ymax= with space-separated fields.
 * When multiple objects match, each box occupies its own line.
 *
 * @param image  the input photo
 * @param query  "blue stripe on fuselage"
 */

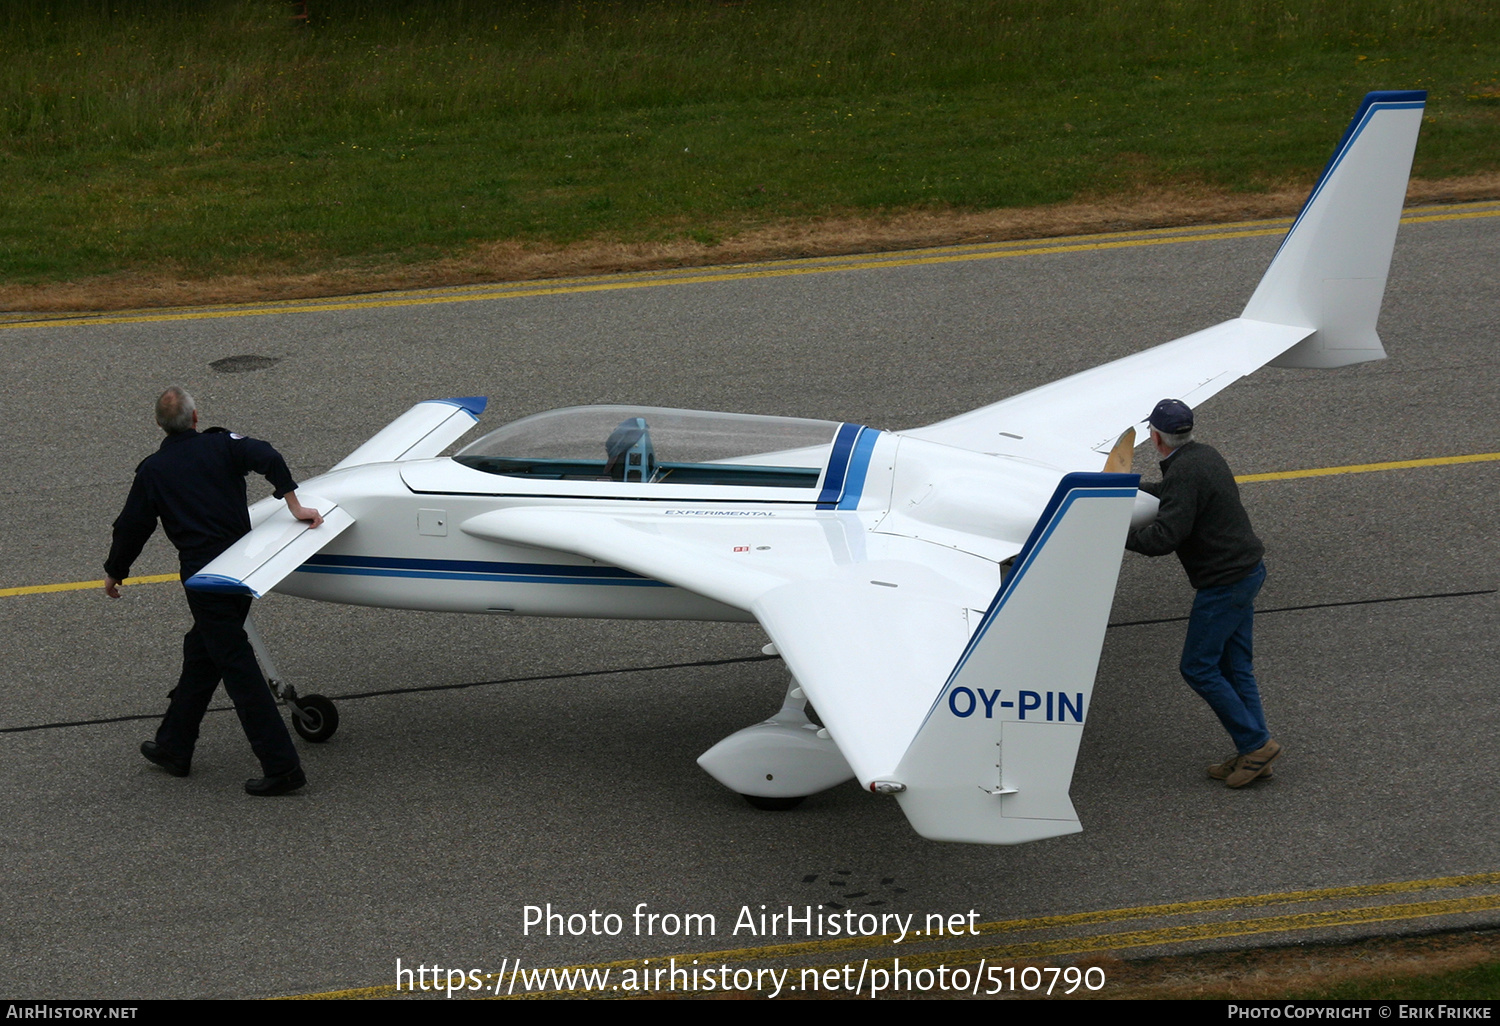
xmin=295 ymin=554 xmax=670 ymax=587
xmin=817 ymin=423 xmax=880 ymax=510
xmin=816 ymin=423 xmax=863 ymax=508
xmin=836 ymin=427 xmax=882 ymax=510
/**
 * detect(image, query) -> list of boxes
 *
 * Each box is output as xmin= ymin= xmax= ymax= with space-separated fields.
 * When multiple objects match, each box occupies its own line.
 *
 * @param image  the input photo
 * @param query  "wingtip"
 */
xmin=184 ymin=573 xmax=257 ymax=597
xmin=434 ymin=396 xmax=488 ymax=417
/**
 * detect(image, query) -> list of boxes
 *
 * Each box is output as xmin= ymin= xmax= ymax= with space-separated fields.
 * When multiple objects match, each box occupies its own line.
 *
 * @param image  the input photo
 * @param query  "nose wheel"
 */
xmin=247 ymin=614 xmax=340 ymax=743
xmin=289 ymin=692 xmax=340 ymax=743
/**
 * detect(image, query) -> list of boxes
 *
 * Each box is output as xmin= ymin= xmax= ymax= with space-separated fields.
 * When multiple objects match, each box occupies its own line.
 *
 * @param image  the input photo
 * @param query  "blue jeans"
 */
xmin=1180 ymin=562 xmax=1269 ymax=755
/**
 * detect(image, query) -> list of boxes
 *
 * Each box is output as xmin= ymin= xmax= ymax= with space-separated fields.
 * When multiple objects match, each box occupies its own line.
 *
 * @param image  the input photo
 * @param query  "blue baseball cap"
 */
xmin=1147 ymin=398 xmax=1194 ymax=433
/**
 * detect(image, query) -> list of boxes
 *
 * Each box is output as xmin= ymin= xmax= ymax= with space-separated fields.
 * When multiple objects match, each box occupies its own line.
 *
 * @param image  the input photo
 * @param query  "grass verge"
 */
xmin=3 ymin=1 xmax=1498 ymax=305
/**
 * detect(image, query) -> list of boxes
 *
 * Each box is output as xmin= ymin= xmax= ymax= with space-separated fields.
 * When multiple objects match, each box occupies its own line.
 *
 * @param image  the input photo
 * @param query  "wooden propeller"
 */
xmin=1102 ymin=426 xmax=1136 ymax=474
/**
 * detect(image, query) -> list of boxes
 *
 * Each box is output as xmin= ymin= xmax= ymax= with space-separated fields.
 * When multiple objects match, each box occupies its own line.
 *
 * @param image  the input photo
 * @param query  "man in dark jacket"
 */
xmin=1126 ymin=399 xmax=1280 ymax=787
xmin=105 ymin=387 xmax=323 ymax=796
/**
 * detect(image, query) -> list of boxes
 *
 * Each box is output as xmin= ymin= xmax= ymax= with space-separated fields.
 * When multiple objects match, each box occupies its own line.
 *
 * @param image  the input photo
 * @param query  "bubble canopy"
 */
xmin=453 ymin=405 xmax=842 ymax=488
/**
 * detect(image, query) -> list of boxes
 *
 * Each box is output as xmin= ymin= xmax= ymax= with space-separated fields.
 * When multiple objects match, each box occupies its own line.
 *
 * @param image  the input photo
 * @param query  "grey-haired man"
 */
xmin=1125 ymin=399 xmax=1281 ymax=787
xmin=105 ymin=387 xmax=322 ymax=796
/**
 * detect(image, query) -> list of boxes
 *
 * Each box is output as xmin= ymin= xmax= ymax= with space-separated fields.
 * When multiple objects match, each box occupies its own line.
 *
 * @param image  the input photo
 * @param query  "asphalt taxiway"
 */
xmin=1 ymin=204 xmax=1496 ymax=999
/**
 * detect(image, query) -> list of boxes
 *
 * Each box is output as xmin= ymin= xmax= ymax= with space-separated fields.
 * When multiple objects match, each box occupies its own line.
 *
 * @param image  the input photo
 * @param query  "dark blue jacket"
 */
xmin=106 ymin=428 xmax=299 ymax=579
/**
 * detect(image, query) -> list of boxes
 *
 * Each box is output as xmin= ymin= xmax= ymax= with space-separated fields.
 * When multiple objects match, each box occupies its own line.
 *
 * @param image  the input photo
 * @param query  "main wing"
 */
xmin=464 ymin=472 xmax=1138 ymax=844
xmin=906 ymin=319 xmax=1314 ymax=466
xmin=905 ymin=90 xmax=1425 ymax=465
xmin=464 ymin=504 xmax=985 ymax=777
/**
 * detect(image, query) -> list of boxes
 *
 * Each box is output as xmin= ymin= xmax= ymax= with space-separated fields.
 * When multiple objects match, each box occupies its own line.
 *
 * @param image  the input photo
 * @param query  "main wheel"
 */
xmin=292 ymin=694 xmax=339 ymax=743
xmin=742 ymin=794 xmax=805 ymax=811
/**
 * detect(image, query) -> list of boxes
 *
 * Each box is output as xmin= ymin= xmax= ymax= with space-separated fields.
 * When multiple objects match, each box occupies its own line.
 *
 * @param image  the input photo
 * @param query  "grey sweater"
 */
xmin=1126 ymin=441 xmax=1264 ymax=590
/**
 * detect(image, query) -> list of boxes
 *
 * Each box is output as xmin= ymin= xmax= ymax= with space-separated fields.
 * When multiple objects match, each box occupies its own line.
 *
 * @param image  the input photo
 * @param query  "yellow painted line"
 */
xmin=0 ymin=219 xmax=1302 ymax=328
xmin=1 ymin=224 xmax=1262 ymax=330
xmin=606 ymin=900 xmax=1500 ymax=1002
xmin=6 ymin=451 xmax=1496 ymax=600
xmin=1 ymin=231 xmax=1290 ymax=330
xmin=967 ymin=868 xmax=1500 ymax=936
xmin=843 ymin=894 xmax=1500 ymax=971
xmin=1402 ymin=209 xmax=1500 ymax=225
xmin=504 ymin=894 xmax=1500 ymax=999
xmin=288 ymin=871 xmax=1500 ymax=999
xmin=525 ymin=894 xmax=1498 ymax=1003
xmin=1236 ymin=451 xmax=1500 ymax=483
xmin=0 ymin=572 xmax=178 ymax=598
xmin=7 ymin=205 xmax=1496 ymax=331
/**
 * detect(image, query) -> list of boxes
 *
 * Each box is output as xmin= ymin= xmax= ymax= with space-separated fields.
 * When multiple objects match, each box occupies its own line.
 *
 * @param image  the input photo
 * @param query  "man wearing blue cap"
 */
xmin=1126 ymin=399 xmax=1280 ymax=787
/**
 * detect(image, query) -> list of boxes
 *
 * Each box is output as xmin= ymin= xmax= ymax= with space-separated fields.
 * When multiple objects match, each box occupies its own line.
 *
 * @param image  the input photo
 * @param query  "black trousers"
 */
xmin=155 ymin=588 xmax=300 ymax=776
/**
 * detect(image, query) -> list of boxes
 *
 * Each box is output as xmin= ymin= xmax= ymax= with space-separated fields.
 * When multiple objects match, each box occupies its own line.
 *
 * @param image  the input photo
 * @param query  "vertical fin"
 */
xmin=891 ymin=472 xmax=1138 ymax=844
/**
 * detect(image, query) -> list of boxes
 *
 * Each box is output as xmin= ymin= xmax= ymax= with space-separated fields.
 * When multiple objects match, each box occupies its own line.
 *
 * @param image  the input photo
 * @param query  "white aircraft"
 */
xmin=191 ymin=91 xmax=1425 ymax=844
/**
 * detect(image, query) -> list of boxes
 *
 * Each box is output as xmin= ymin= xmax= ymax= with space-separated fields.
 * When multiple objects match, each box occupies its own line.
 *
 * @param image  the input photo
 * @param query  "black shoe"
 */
xmin=244 ymin=767 xmax=307 ymax=796
xmin=140 ymin=741 xmax=190 ymax=777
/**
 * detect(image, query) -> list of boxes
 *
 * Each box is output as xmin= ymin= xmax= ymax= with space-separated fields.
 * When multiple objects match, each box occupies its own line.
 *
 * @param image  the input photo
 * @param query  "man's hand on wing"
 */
xmin=285 ymin=491 xmax=325 ymax=529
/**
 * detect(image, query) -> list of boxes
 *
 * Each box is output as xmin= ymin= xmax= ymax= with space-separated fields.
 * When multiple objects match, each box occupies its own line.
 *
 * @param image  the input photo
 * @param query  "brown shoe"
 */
xmin=1226 ymin=739 xmax=1282 ymax=788
xmin=1209 ymin=753 xmax=1273 ymax=781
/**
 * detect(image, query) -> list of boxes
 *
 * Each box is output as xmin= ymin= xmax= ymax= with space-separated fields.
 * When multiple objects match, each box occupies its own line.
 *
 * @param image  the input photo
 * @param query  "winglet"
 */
xmin=891 ymin=472 xmax=1137 ymax=844
xmin=330 ymin=397 xmax=488 ymax=471
xmin=1244 ymin=90 xmax=1426 ymax=368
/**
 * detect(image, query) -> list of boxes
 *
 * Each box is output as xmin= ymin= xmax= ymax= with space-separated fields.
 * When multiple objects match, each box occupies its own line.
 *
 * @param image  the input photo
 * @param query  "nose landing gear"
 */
xmin=246 ymin=614 xmax=341 ymax=743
